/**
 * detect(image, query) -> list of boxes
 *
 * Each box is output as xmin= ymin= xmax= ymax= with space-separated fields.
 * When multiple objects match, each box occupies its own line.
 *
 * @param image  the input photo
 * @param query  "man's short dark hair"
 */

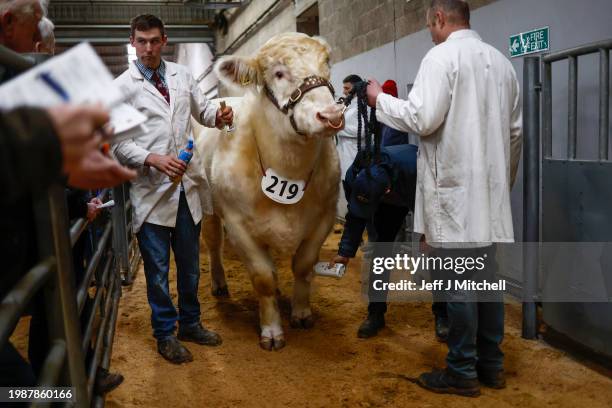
xmin=130 ymin=14 xmax=165 ymax=38
xmin=429 ymin=0 xmax=470 ymax=25
xmin=343 ymin=74 xmax=363 ymax=85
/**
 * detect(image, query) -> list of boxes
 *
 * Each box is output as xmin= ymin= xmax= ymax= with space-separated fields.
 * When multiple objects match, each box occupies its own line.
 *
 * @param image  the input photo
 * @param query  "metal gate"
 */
xmin=522 ymin=39 xmax=612 ymax=356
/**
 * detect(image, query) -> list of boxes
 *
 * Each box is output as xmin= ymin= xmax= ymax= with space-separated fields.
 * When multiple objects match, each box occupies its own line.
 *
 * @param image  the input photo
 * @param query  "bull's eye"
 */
xmin=275 ymin=71 xmax=284 ymax=79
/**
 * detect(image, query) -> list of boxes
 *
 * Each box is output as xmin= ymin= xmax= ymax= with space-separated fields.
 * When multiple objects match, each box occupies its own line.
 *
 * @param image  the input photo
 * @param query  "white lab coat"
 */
xmin=376 ymin=30 xmax=522 ymax=244
xmin=335 ymin=102 xmax=360 ymax=219
xmin=112 ymin=61 xmax=217 ymax=233
xmin=336 ymin=102 xmax=359 ymax=181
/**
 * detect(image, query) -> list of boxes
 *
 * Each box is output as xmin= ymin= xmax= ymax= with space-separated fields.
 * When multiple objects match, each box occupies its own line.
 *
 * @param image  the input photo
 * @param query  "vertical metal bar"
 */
xmin=600 ymin=48 xmax=610 ymax=161
xmin=542 ymin=60 xmax=553 ymax=158
xmin=522 ymin=57 xmax=540 ymax=340
xmin=47 ymin=184 xmax=89 ymax=406
xmin=567 ymin=55 xmax=578 ymax=159
xmin=112 ymin=184 xmax=130 ymax=282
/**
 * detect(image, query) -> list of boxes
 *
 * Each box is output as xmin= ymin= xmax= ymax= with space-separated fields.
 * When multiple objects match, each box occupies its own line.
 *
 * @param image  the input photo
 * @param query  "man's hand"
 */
xmin=366 ymin=78 xmax=383 ymax=108
xmin=47 ymin=104 xmax=109 ymax=175
xmin=48 ymin=104 xmax=136 ymax=189
xmin=329 ymin=254 xmax=350 ymax=268
xmin=86 ymin=197 xmax=103 ymax=222
xmin=144 ymin=153 xmax=187 ymax=179
xmin=68 ymin=150 xmax=136 ymax=189
xmin=215 ymin=105 xmax=234 ymax=129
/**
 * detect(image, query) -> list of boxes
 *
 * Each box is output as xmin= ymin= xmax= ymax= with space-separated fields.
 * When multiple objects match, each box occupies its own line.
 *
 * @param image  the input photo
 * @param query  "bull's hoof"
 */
xmin=211 ymin=286 xmax=230 ymax=297
xmin=259 ymin=335 xmax=286 ymax=351
xmin=290 ymin=315 xmax=315 ymax=329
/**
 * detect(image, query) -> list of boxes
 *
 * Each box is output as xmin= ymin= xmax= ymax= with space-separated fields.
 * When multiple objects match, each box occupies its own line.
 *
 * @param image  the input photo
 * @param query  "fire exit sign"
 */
xmin=509 ymin=27 xmax=550 ymax=58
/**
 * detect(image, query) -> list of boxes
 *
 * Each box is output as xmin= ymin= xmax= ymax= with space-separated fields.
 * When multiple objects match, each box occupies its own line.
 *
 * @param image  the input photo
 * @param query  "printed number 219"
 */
xmin=265 ymin=175 xmax=299 ymax=200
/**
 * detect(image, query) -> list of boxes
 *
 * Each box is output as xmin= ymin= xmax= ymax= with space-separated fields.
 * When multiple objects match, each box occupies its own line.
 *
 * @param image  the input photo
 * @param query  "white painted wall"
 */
xmin=175 ymin=43 xmax=218 ymax=97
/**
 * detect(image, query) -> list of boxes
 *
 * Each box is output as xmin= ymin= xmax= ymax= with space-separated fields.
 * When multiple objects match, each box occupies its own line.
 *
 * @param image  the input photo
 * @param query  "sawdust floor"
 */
xmin=11 ymin=226 xmax=612 ymax=407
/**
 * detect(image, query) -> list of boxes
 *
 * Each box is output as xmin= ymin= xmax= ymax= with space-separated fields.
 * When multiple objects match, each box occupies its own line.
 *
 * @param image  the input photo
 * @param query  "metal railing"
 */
xmin=112 ymin=183 xmax=140 ymax=285
xmin=521 ymin=39 xmax=612 ymax=339
xmin=541 ymin=39 xmax=611 ymax=160
xmin=0 ymin=46 xmax=140 ymax=407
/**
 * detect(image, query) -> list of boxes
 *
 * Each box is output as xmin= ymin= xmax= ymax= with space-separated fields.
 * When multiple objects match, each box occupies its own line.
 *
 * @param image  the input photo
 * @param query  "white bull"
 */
xmin=193 ymin=33 xmax=343 ymax=350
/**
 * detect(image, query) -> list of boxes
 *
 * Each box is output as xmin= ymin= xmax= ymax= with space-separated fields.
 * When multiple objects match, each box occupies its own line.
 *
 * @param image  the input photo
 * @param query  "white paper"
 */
xmin=96 ymin=200 xmax=115 ymax=209
xmin=0 ymin=43 xmax=146 ymax=140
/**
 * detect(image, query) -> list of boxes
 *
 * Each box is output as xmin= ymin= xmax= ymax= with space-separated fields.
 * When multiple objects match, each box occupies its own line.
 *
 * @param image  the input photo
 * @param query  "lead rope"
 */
xmin=342 ymin=81 xmax=381 ymax=174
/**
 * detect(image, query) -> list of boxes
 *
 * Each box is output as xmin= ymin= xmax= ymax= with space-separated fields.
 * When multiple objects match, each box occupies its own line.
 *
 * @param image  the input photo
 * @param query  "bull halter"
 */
xmin=263 ymin=75 xmax=343 ymax=135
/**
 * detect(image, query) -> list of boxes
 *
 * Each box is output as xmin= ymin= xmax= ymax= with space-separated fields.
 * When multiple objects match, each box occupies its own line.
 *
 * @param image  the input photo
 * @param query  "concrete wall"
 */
xmin=215 ymin=0 xmax=296 ymax=57
xmin=319 ymin=0 xmax=497 ymax=63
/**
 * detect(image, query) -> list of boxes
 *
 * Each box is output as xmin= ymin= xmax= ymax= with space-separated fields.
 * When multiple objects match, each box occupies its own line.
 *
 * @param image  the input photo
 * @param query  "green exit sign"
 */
xmin=509 ymin=27 xmax=550 ymax=58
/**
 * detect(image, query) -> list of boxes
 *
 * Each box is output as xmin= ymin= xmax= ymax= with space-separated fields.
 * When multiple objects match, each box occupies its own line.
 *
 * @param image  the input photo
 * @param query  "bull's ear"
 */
xmin=214 ymin=55 xmax=260 ymax=89
xmin=312 ymin=36 xmax=332 ymax=55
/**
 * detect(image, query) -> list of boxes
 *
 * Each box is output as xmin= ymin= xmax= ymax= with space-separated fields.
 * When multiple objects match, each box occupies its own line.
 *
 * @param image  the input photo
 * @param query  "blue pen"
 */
xmin=39 ymin=71 xmax=69 ymax=102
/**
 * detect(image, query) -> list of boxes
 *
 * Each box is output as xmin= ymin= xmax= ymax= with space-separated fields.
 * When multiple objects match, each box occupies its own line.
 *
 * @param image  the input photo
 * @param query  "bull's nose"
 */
xmin=316 ymin=106 xmax=344 ymax=130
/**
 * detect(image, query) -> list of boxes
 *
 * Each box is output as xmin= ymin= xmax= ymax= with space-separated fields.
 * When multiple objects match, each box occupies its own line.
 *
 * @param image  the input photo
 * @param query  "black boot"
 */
xmin=178 ymin=323 xmax=222 ymax=346
xmin=477 ymin=368 xmax=506 ymax=389
xmin=357 ymin=303 xmax=386 ymax=338
xmin=157 ymin=337 xmax=193 ymax=364
xmin=417 ymin=369 xmax=480 ymax=397
xmin=94 ymin=368 xmax=124 ymax=395
xmin=357 ymin=313 xmax=385 ymax=338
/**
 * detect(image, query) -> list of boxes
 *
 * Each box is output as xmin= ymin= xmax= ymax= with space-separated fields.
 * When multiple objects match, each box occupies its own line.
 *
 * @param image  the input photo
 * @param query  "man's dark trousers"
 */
xmin=366 ymin=202 xmax=410 ymax=315
xmin=137 ymin=191 xmax=202 ymax=340
xmin=432 ymin=245 xmax=504 ymax=379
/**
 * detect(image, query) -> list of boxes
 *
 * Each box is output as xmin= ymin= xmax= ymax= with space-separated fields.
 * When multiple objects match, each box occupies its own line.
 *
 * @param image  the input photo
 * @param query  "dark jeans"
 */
xmin=432 ymin=246 xmax=504 ymax=379
xmin=367 ymin=202 xmax=410 ymax=315
xmin=137 ymin=192 xmax=202 ymax=340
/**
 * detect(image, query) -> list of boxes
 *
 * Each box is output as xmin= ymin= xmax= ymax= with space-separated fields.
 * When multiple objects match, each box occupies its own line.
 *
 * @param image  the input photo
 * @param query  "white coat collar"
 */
xmin=128 ymin=59 xmax=178 ymax=111
xmin=447 ymin=29 xmax=482 ymax=42
xmin=129 ymin=59 xmax=177 ymax=80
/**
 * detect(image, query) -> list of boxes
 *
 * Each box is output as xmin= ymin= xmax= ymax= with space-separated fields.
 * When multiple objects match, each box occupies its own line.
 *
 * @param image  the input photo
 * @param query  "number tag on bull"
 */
xmin=261 ymin=168 xmax=305 ymax=204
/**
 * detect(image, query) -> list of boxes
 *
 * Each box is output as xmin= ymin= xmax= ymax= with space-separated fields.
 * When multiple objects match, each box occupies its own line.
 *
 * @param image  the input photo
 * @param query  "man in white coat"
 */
xmin=113 ymin=14 xmax=233 ymax=364
xmin=336 ymin=74 xmax=362 ymax=219
xmin=367 ymin=0 xmax=522 ymax=397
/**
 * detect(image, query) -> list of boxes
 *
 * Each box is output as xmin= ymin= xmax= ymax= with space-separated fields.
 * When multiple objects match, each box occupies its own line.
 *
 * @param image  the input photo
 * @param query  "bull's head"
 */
xmin=215 ymin=32 xmax=344 ymax=139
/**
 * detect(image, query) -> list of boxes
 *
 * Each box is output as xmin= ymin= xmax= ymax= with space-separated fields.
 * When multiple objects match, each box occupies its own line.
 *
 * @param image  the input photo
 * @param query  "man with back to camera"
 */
xmin=112 ymin=14 xmax=233 ymax=364
xmin=366 ymin=0 xmax=522 ymax=397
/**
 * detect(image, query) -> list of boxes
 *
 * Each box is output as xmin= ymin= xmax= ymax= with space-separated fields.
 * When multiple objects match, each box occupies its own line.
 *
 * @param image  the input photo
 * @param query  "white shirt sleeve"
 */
xmin=112 ymin=140 xmax=150 ymax=168
xmin=376 ymin=57 xmax=452 ymax=137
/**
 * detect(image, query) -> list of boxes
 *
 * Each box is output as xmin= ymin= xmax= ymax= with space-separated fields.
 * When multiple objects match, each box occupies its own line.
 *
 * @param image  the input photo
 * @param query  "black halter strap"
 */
xmin=264 ymin=75 xmax=335 ymax=135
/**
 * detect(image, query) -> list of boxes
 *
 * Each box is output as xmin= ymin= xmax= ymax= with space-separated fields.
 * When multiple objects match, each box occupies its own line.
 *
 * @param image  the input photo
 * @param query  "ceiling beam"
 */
xmin=49 ymin=1 xmax=215 ymax=25
xmin=54 ymin=25 xmax=214 ymax=45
